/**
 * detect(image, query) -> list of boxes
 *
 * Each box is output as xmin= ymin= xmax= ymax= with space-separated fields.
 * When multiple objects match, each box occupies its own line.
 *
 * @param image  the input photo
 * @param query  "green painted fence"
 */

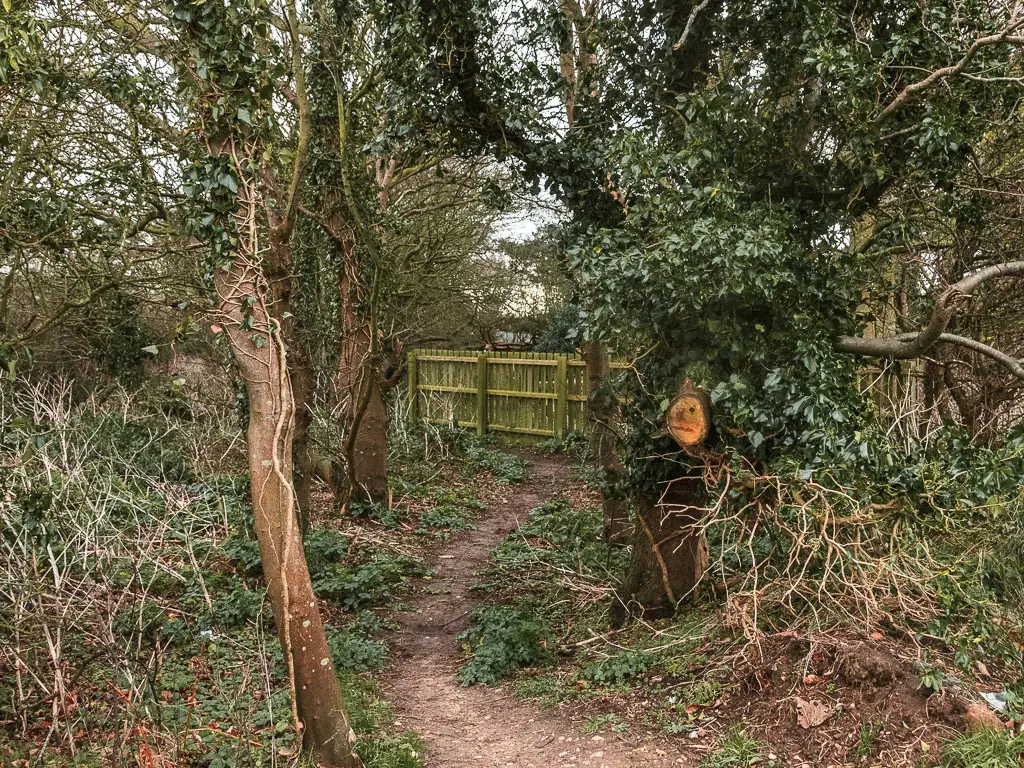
xmin=407 ymin=349 xmax=626 ymax=438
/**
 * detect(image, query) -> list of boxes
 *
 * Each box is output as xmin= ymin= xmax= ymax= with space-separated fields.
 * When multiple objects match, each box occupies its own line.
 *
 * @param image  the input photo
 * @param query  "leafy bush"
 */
xmin=327 ymin=619 xmax=387 ymax=673
xmin=350 ymin=500 xmax=406 ymax=529
xmin=211 ymin=582 xmax=267 ymax=628
xmin=340 ymin=673 xmax=426 ymax=768
xmin=302 ymin=527 xmax=351 ymax=573
xmin=458 ymin=604 xmax=555 ymax=685
xmin=313 ymin=553 xmax=427 ymax=612
xmin=219 ymin=534 xmax=263 ymax=576
xmin=492 ymin=499 xmax=625 ymax=578
xmin=417 ymin=503 xmax=477 ymax=535
xmin=581 ymin=649 xmax=654 ymax=683
xmin=462 ymin=441 xmax=529 ymax=484
xmin=536 ymin=431 xmax=590 ymax=459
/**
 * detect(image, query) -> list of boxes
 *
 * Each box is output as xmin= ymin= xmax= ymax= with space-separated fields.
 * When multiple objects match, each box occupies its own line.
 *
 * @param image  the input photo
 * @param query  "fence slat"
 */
xmin=476 ymin=354 xmax=488 ymax=436
xmin=410 ymin=349 xmax=623 ymax=438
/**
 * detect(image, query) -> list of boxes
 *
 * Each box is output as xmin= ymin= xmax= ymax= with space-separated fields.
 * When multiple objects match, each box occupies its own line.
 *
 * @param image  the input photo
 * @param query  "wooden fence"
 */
xmin=407 ymin=349 xmax=625 ymax=438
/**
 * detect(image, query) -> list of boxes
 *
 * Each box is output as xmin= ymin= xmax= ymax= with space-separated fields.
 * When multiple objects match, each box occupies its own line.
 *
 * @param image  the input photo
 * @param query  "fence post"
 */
xmin=476 ymin=354 xmax=488 ymax=436
xmin=407 ymin=352 xmax=418 ymax=420
xmin=555 ymin=357 xmax=568 ymax=439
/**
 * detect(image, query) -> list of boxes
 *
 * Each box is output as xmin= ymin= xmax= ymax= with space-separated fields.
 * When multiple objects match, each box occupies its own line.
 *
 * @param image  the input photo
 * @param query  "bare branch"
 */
xmin=876 ymin=15 xmax=1024 ymax=122
xmin=836 ymin=261 xmax=1024 ymax=379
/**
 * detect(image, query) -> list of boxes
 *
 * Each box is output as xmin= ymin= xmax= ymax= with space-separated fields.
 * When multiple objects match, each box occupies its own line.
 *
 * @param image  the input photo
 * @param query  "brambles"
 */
xmin=0 ymin=381 xmax=422 ymax=765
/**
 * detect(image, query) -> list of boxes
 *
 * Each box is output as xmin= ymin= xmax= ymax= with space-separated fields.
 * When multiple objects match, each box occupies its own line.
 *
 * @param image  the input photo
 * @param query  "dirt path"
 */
xmin=384 ymin=453 xmax=691 ymax=768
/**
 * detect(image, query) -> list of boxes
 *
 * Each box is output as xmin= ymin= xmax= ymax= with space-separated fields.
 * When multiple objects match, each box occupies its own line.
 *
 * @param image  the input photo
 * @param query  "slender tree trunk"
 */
xmin=336 ymin=321 xmax=389 ymax=504
xmin=265 ymin=229 xmax=317 ymax=533
xmin=291 ymin=349 xmax=316 ymax=532
xmin=215 ymin=264 xmax=360 ymax=767
xmin=610 ymin=476 xmax=708 ymax=627
xmin=582 ymin=342 xmax=629 ymax=541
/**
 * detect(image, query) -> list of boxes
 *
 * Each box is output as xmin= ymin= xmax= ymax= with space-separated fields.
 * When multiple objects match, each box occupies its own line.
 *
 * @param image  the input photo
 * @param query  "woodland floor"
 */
xmin=383 ymin=453 xmax=693 ymax=768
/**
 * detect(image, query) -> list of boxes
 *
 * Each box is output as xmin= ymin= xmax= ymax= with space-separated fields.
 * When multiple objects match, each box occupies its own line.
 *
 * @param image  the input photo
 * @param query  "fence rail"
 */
xmin=407 ymin=349 xmax=625 ymax=438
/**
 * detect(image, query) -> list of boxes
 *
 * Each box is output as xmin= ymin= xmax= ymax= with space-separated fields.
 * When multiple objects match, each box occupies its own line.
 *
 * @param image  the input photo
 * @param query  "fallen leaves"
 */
xmin=795 ymin=697 xmax=833 ymax=729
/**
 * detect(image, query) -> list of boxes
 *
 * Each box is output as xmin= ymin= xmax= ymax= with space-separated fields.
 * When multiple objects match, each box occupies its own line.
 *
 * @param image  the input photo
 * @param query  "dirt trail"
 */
xmin=384 ymin=453 xmax=690 ymax=768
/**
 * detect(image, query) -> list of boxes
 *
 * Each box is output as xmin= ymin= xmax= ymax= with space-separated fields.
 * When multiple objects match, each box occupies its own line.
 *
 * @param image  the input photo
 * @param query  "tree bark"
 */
xmin=610 ymin=476 xmax=708 ymax=627
xmin=291 ymin=349 xmax=316 ymax=532
xmin=215 ymin=264 xmax=360 ymax=767
xmin=581 ymin=343 xmax=629 ymax=541
xmin=336 ymin=322 xmax=389 ymax=505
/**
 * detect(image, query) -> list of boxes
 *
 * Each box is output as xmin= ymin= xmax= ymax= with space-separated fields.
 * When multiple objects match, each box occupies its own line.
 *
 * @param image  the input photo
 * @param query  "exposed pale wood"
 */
xmin=666 ymin=382 xmax=712 ymax=447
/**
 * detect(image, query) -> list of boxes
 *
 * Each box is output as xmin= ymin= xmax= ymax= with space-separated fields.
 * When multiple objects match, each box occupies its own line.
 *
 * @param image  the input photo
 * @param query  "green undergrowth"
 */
xmin=0 ymin=383 xmax=426 ymax=767
xmin=461 ymin=498 xmax=717 ymax=693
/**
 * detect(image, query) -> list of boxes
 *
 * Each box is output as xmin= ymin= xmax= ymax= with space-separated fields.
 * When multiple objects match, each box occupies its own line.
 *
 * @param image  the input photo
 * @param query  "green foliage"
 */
xmin=417 ymin=503 xmax=477 ymax=535
xmin=458 ymin=604 xmax=555 ymax=685
xmin=462 ymin=440 xmax=529 ymax=484
xmin=941 ymin=728 xmax=1024 ymax=768
xmin=302 ymin=527 xmax=352 ymax=573
xmin=327 ymin=613 xmax=388 ymax=673
xmin=582 ymin=713 xmax=627 ymax=734
xmin=581 ymin=650 xmax=654 ymax=684
xmin=75 ymin=290 xmax=156 ymax=383
xmin=681 ymin=680 xmax=725 ymax=707
xmin=221 ymin=523 xmax=426 ymax=613
xmin=702 ymin=728 xmax=766 ymax=768
xmin=512 ymin=675 xmax=565 ymax=710
xmin=917 ymin=659 xmax=945 ymax=694
xmin=350 ymin=500 xmax=407 ymax=529
xmin=491 ymin=499 xmax=625 ymax=579
xmin=341 ymin=674 xmax=426 ymax=768
xmin=211 ymin=582 xmax=267 ymax=629
xmin=313 ymin=553 xmax=427 ymax=612
xmin=535 ymin=431 xmax=590 ymax=459
xmin=534 ymin=303 xmax=581 ymax=353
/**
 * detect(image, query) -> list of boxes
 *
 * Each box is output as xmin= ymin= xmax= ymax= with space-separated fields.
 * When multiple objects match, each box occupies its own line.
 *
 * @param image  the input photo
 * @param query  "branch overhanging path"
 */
xmin=836 ymin=261 xmax=1024 ymax=380
xmin=382 ymin=453 xmax=690 ymax=768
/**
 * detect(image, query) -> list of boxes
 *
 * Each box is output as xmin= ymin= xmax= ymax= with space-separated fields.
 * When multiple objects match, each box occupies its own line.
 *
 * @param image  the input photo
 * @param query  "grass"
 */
xmin=702 ymin=728 xmax=766 ymax=767
xmin=855 ymin=720 xmax=883 ymax=759
xmin=941 ymin=728 xmax=1024 ymax=768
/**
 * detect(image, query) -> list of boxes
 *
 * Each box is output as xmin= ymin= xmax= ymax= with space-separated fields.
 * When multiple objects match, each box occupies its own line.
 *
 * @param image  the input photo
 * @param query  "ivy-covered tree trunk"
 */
xmin=215 ymin=264 xmax=361 ymax=767
xmin=611 ymin=476 xmax=708 ymax=626
xmin=581 ymin=342 xmax=629 ymax=541
xmin=266 ymin=223 xmax=318 ymax=533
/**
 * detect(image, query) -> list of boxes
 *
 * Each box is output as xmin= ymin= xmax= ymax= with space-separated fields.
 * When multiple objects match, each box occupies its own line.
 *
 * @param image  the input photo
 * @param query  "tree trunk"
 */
xmin=610 ymin=476 xmax=708 ymax=627
xmin=291 ymin=349 xmax=316 ymax=532
xmin=337 ymin=322 xmax=389 ymax=505
xmin=582 ymin=342 xmax=629 ymax=541
xmin=215 ymin=264 xmax=361 ymax=768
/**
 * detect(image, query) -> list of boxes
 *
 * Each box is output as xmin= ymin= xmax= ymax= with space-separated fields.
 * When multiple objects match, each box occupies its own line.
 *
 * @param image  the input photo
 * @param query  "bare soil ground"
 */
xmin=383 ymin=453 xmax=695 ymax=768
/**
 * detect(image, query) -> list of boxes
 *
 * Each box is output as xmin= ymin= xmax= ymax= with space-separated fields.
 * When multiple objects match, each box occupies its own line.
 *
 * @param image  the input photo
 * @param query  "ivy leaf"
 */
xmin=141 ymin=345 xmax=159 ymax=355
